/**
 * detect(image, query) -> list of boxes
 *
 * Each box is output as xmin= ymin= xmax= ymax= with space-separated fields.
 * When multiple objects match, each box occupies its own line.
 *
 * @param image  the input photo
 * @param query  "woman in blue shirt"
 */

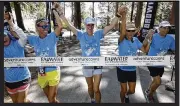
xmin=58 ymin=4 xmax=126 ymax=103
xmin=117 ymin=7 xmax=149 ymax=103
xmin=27 ymin=3 xmax=63 ymax=103
xmin=4 ymin=13 xmax=31 ymax=103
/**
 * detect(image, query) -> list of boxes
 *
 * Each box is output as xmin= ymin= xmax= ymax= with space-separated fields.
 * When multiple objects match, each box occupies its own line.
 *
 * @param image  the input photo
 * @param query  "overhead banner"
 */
xmin=4 ymin=56 xmax=174 ymax=67
xmin=141 ymin=1 xmax=158 ymax=39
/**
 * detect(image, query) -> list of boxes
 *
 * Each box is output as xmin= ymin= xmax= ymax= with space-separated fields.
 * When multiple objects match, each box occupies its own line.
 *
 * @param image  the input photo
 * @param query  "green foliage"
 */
xmin=8 ymin=2 xmax=173 ymax=32
xmin=17 ymin=2 xmax=46 ymax=19
xmin=10 ymin=2 xmax=14 ymax=10
xmin=155 ymin=2 xmax=173 ymax=25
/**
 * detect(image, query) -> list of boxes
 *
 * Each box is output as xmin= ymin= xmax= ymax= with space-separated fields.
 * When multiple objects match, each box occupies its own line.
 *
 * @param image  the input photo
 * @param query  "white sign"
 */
xmin=4 ymin=56 xmax=175 ymax=67
xmin=63 ymin=57 xmax=103 ymax=66
xmin=105 ymin=56 xmax=129 ymax=66
xmin=4 ymin=57 xmax=40 ymax=67
xmin=41 ymin=57 xmax=63 ymax=66
xmin=129 ymin=56 xmax=169 ymax=66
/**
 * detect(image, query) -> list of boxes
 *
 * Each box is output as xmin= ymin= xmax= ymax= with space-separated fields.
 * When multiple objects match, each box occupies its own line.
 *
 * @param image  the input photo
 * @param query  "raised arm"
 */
xmin=119 ymin=6 xmax=127 ymax=43
xmin=141 ymin=29 xmax=154 ymax=53
xmin=142 ymin=29 xmax=154 ymax=47
xmin=52 ymin=2 xmax=63 ymax=36
xmin=103 ymin=16 xmax=120 ymax=35
xmin=54 ymin=2 xmax=78 ymax=35
xmin=59 ymin=15 xmax=78 ymax=35
xmin=7 ymin=13 xmax=27 ymax=47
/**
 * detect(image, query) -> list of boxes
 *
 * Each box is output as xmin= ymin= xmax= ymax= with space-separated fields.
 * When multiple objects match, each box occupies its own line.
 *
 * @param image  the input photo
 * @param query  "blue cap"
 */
xmin=84 ymin=17 xmax=96 ymax=25
xmin=4 ymin=30 xmax=17 ymax=40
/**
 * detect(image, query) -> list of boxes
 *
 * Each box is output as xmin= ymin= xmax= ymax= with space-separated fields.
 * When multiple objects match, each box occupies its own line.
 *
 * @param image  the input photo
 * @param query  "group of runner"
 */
xmin=4 ymin=2 xmax=175 ymax=103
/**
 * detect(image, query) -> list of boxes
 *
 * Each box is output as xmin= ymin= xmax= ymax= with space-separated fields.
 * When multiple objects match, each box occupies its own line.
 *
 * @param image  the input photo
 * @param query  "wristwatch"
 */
xmin=52 ymin=8 xmax=57 ymax=12
xmin=116 ymin=13 xmax=122 ymax=18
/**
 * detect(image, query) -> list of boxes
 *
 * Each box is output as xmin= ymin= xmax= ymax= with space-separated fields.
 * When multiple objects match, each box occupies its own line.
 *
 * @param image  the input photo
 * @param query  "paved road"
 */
xmin=4 ymin=31 xmax=175 ymax=103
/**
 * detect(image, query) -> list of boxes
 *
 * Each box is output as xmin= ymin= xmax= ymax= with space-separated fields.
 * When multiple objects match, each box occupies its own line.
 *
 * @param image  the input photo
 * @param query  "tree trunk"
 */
xmin=4 ymin=2 xmax=15 ymax=23
xmin=71 ymin=2 xmax=74 ymax=23
xmin=49 ymin=2 xmax=51 ymax=33
xmin=14 ymin=2 xmax=26 ymax=31
xmin=92 ymin=2 xmax=94 ymax=18
xmin=4 ymin=2 xmax=12 ymax=12
xmin=70 ymin=2 xmax=74 ymax=39
xmin=74 ymin=2 xmax=81 ymax=29
xmin=169 ymin=2 xmax=175 ymax=25
xmin=135 ymin=2 xmax=143 ymax=28
xmin=46 ymin=2 xmax=51 ymax=33
xmin=64 ymin=2 xmax=65 ymax=16
xmin=115 ymin=2 xmax=118 ymax=14
xmin=130 ymin=2 xmax=134 ymax=22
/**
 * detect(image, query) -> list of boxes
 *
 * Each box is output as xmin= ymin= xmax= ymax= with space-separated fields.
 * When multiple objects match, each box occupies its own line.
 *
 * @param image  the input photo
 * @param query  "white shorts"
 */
xmin=82 ymin=66 xmax=103 ymax=77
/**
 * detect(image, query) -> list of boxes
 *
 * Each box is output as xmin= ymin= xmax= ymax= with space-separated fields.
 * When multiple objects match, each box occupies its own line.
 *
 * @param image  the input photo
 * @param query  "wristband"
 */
xmin=147 ymin=39 xmax=152 ymax=44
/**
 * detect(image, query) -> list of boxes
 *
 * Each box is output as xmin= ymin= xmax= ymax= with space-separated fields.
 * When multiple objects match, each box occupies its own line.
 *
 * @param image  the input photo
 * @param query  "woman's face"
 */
xmin=36 ymin=21 xmax=49 ymax=38
xmin=86 ymin=24 xmax=94 ymax=35
xmin=4 ymin=11 xmax=10 ymax=20
xmin=4 ymin=35 xmax=10 ymax=46
xmin=125 ymin=29 xmax=135 ymax=39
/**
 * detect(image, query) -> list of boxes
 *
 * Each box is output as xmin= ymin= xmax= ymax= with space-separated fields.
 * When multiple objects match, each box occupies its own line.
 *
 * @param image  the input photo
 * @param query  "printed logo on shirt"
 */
xmin=84 ymin=43 xmax=98 ymax=56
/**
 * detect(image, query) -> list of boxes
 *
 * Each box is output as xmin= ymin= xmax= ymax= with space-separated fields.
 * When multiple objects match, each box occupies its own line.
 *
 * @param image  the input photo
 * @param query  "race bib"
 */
xmin=39 ymin=67 xmax=46 ymax=76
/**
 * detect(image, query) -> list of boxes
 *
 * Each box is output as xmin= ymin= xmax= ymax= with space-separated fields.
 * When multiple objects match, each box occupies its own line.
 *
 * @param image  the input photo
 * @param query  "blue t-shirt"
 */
xmin=77 ymin=29 xmax=104 ymax=57
xmin=118 ymin=37 xmax=143 ymax=71
xmin=4 ymin=40 xmax=31 ymax=82
xmin=27 ymin=32 xmax=60 ymax=72
xmin=148 ymin=33 xmax=175 ymax=56
xmin=148 ymin=33 xmax=175 ymax=67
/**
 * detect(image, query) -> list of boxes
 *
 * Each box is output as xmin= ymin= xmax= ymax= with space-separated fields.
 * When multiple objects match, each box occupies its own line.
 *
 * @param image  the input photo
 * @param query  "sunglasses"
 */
xmin=87 ymin=24 xmax=94 ymax=27
xmin=37 ymin=24 xmax=50 ymax=29
xmin=126 ymin=30 xmax=135 ymax=32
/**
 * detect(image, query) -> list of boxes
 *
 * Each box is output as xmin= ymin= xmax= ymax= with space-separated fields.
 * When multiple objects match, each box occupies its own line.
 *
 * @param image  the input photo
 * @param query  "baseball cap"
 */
xmin=126 ymin=22 xmax=136 ymax=30
xmin=84 ymin=17 xmax=96 ymax=25
xmin=35 ymin=18 xmax=48 ymax=25
xmin=159 ymin=21 xmax=171 ymax=28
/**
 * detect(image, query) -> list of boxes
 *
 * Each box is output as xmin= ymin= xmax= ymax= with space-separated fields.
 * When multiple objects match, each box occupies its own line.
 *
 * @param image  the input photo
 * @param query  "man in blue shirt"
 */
xmin=143 ymin=21 xmax=175 ymax=103
xmin=58 ymin=5 xmax=127 ymax=103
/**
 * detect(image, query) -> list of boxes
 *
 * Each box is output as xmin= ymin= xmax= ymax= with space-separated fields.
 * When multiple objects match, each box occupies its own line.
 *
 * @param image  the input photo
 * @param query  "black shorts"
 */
xmin=148 ymin=67 xmax=164 ymax=77
xmin=116 ymin=67 xmax=136 ymax=83
xmin=5 ymin=78 xmax=31 ymax=89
